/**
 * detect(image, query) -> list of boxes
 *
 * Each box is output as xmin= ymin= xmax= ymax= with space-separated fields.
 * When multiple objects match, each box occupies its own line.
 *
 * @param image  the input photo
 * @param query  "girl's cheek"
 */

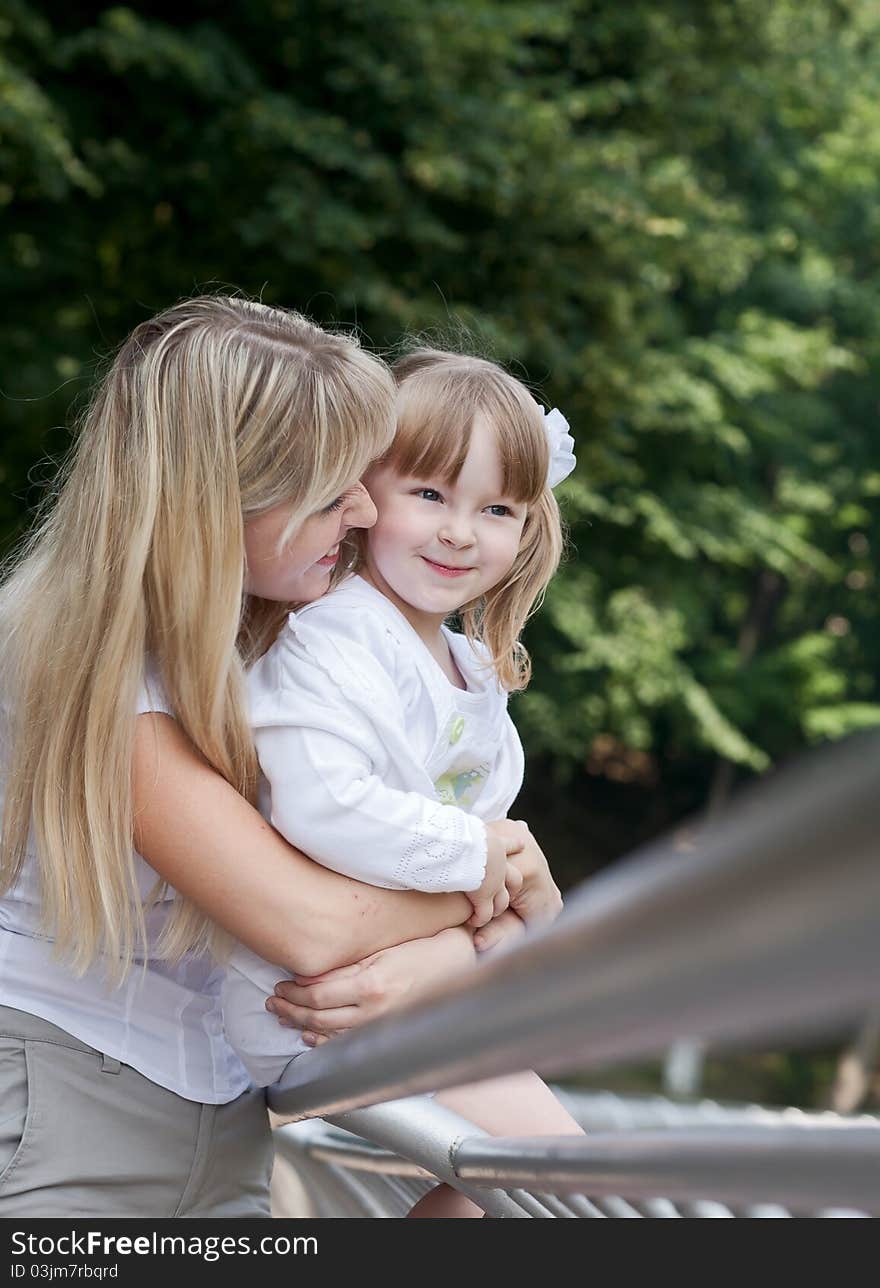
xmin=383 ymin=513 xmax=416 ymax=544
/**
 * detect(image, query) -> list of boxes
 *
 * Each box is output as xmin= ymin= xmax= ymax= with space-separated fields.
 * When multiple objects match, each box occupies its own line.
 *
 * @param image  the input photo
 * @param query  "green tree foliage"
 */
xmin=1 ymin=0 xmax=878 ymax=856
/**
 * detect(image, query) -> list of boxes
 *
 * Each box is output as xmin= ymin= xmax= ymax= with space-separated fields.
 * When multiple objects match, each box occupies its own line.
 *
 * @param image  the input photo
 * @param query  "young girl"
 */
xmin=0 ymin=301 xmax=564 ymax=1217
xmin=222 ymin=348 xmax=582 ymax=1217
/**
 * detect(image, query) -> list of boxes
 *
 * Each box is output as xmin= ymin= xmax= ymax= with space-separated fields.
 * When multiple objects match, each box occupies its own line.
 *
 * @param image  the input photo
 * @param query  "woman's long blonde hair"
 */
xmin=380 ymin=349 xmax=565 ymax=691
xmin=0 ymin=296 xmax=395 ymax=976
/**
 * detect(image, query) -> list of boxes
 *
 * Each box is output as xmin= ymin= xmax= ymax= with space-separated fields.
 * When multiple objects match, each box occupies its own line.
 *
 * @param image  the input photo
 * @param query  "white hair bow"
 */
xmin=542 ymin=407 xmax=577 ymax=489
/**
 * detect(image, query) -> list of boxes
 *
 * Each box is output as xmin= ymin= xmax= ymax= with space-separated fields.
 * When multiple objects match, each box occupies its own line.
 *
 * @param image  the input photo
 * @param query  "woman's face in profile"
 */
xmin=243 ymin=482 xmax=377 ymax=603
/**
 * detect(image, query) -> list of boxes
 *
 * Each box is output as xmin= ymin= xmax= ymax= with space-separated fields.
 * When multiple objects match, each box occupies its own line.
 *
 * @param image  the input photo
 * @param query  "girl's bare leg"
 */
xmin=407 ymin=1071 xmax=583 ymax=1218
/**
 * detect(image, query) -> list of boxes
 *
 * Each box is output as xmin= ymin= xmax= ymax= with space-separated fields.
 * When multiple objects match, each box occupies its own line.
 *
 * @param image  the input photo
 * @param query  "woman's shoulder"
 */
xmin=136 ymin=657 xmax=174 ymax=717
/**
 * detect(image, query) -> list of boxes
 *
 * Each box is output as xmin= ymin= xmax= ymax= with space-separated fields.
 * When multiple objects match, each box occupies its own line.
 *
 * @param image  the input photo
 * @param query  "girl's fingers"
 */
xmin=505 ymin=863 xmax=524 ymax=896
xmin=302 ymin=1032 xmax=332 ymax=1047
xmin=467 ymin=897 xmax=495 ymax=928
xmin=491 ymin=886 xmax=510 ymax=918
xmin=500 ymin=819 xmax=528 ymax=855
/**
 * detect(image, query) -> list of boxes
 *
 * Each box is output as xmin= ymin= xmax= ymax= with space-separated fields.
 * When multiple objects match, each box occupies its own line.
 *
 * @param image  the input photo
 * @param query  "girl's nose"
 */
xmin=439 ymin=513 xmax=474 ymax=547
xmin=345 ymin=483 xmax=378 ymax=530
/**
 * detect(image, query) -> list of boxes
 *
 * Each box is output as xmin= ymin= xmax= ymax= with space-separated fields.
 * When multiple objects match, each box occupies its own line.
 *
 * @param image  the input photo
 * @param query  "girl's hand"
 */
xmin=485 ymin=819 xmax=563 ymax=926
xmin=465 ymin=831 xmax=510 ymax=928
xmin=267 ymin=926 xmax=476 ymax=1046
xmin=473 ymin=908 xmax=527 ymax=956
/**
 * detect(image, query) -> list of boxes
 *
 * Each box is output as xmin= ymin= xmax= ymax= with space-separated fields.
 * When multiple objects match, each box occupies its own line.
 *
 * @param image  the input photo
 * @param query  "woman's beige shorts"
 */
xmin=0 ymin=1005 xmax=273 ymax=1217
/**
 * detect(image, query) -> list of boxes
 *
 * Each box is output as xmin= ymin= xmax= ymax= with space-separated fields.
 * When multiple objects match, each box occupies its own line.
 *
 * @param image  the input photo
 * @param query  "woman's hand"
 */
xmin=473 ymin=908 xmax=528 ymax=956
xmin=485 ymin=819 xmax=563 ymax=927
xmin=267 ymin=925 xmax=477 ymax=1046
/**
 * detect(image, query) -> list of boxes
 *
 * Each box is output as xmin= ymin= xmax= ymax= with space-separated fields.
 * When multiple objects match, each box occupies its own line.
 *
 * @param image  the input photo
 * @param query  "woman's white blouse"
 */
xmin=0 ymin=667 xmax=252 ymax=1104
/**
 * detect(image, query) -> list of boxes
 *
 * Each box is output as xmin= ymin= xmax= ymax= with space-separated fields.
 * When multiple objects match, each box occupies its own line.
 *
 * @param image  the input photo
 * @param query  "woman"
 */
xmin=0 ymin=296 xmax=559 ymax=1217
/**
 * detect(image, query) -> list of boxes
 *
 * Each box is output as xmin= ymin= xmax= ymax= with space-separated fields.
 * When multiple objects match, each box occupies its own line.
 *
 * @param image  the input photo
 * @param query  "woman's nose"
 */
xmin=344 ymin=483 xmax=378 ymax=530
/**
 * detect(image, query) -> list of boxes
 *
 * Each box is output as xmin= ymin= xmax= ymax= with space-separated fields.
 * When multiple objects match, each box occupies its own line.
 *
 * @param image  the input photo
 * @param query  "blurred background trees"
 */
xmin=2 ymin=0 xmax=878 ymax=1101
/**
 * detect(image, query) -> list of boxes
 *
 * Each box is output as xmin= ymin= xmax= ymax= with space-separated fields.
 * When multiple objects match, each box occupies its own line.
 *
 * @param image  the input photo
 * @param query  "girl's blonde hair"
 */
xmin=0 ymin=295 xmax=395 ymax=977
xmin=380 ymin=349 xmax=564 ymax=691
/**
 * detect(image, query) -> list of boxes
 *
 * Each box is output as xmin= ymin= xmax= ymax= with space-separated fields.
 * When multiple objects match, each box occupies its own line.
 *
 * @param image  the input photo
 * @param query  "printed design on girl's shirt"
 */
xmin=449 ymin=715 xmax=466 ymax=745
xmin=434 ymin=765 xmax=490 ymax=810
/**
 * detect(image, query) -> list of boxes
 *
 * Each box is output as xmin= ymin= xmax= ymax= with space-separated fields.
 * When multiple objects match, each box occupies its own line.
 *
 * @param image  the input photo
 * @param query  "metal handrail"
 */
xmin=269 ymin=730 xmax=880 ymax=1123
xmin=322 ymin=1099 xmax=560 ymax=1217
xmin=453 ymin=1123 xmax=880 ymax=1214
xmin=272 ymin=1096 xmax=880 ymax=1218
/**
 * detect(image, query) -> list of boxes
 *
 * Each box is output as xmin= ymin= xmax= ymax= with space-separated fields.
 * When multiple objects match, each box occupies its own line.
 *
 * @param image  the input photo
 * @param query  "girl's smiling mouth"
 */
xmin=421 ymin=557 xmax=474 ymax=578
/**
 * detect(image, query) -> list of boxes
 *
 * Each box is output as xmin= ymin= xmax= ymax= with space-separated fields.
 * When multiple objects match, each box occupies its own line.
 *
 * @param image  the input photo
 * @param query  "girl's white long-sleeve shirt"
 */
xmin=249 ymin=574 xmax=524 ymax=890
xmin=223 ymin=574 xmax=525 ymax=1085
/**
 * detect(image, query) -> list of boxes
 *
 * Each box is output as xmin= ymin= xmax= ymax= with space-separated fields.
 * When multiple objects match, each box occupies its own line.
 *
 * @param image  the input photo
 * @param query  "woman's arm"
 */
xmin=255 ymin=717 xmax=509 ymax=926
xmin=132 ymin=713 xmax=472 ymax=976
xmin=270 ymin=925 xmax=479 ymax=1043
xmin=271 ymin=827 xmax=564 ymax=1034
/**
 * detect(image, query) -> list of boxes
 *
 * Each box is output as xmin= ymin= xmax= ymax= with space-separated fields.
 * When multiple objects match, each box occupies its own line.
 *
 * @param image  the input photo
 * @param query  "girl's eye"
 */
xmin=487 ymin=504 xmax=512 ymax=517
xmin=416 ymin=488 xmax=443 ymax=502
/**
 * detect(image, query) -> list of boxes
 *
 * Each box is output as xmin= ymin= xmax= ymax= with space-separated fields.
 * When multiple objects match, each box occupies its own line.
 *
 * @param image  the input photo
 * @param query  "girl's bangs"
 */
xmin=386 ymin=400 xmax=473 ymax=485
xmin=388 ymin=374 xmax=548 ymax=503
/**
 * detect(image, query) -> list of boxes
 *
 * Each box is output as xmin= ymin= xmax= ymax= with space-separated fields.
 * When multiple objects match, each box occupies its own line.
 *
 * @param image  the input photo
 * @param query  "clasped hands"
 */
xmin=265 ymin=819 xmax=562 ymax=1047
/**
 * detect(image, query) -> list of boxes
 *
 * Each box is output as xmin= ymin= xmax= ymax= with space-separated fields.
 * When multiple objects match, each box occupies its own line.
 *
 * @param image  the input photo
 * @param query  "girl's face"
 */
xmin=244 ymin=482 xmax=377 ymax=602
xmin=362 ymin=414 xmax=527 ymax=640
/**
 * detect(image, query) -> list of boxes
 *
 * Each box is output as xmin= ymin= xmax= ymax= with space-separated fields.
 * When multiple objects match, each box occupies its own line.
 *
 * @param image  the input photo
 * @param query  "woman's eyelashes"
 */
xmin=322 ymin=490 xmax=353 ymax=513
